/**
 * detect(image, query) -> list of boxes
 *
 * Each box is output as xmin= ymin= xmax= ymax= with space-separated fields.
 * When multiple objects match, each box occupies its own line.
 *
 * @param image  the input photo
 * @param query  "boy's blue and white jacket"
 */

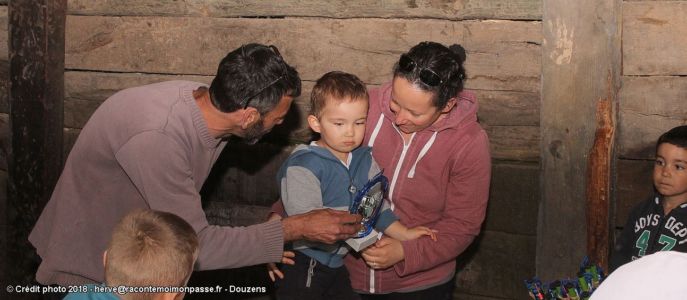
xmin=277 ymin=143 xmax=398 ymax=268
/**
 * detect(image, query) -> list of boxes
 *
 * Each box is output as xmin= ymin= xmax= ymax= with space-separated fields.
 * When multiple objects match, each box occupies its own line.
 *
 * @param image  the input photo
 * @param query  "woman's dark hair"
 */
xmin=209 ymin=43 xmax=301 ymax=114
xmin=393 ymin=41 xmax=467 ymax=109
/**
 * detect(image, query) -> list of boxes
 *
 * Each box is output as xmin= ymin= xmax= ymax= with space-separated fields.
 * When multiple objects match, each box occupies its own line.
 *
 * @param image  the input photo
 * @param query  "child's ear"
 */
xmin=307 ymin=115 xmax=321 ymax=133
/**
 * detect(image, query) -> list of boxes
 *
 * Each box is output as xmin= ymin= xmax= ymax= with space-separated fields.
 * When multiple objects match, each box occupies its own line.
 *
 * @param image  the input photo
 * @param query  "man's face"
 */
xmin=239 ymin=95 xmax=293 ymax=144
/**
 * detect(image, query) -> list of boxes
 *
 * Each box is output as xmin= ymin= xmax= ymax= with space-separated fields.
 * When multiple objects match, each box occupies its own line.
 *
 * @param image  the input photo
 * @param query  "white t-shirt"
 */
xmin=591 ymin=251 xmax=687 ymax=300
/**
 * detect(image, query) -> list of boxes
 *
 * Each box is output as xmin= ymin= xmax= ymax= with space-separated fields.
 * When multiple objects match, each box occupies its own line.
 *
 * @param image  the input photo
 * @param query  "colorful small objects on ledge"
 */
xmin=525 ymin=257 xmax=605 ymax=300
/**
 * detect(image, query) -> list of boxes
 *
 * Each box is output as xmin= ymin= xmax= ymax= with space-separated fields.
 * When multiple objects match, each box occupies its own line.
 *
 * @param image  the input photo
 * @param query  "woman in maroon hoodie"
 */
xmin=270 ymin=42 xmax=490 ymax=299
xmin=345 ymin=41 xmax=491 ymax=299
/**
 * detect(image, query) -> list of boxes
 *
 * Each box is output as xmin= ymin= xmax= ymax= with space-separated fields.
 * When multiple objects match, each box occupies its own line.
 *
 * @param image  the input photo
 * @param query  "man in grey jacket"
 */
xmin=29 ymin=43 xmax=361 ymax=286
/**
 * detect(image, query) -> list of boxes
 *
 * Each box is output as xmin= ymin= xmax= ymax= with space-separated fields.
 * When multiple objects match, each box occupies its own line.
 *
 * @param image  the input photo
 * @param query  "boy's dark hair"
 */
xmin=393 ymin=41 xmax=467 ymax=109
xmin=210 ymin=43 xmax=301 ymax=114
xmin=656 ymin=125 xmax=687 ymax=151
xmin=310 ymin=71 xmax=369 ymax=117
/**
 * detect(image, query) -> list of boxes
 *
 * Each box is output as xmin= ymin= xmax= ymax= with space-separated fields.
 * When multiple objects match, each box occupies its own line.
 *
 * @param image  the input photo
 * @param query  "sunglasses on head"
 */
xmin=241 ymin=45 xmax=286 ymax=110
xmin=398 ymin=54 xmax=443 ymax=87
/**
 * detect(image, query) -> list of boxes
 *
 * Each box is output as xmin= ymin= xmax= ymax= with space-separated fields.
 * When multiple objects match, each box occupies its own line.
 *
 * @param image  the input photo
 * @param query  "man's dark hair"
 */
xmin=393 ymin=41 xmax=467 ymax=109
xmin=209 ymin=43 xmax=301 ymax=114
xmin=657 ymin=125 xmax=687 ymax=151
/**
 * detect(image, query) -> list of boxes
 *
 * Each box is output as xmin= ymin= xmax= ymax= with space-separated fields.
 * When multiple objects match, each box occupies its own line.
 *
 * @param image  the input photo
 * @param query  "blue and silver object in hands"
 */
xmin=346 ymin=172 xmax=389 ymax=251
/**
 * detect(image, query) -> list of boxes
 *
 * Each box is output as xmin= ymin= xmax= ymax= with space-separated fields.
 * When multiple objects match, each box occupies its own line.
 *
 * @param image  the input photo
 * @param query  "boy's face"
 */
xmin=654 ymin=143 xmax=687 ymax=204
xmin=308 ymin=97 xmax=368 ymax=162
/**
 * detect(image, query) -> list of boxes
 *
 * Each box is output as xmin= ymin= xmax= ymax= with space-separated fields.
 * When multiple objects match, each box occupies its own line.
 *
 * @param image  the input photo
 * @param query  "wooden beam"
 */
xmin=7 ymin=0 xmax=66 ymax=286
xmin=67 ymin=0 xmax=543 ymax=20
xmin=623 ymin=2 xmax=687 ymax=76
xmin=539 ymin=0 xmax=620 ymax=279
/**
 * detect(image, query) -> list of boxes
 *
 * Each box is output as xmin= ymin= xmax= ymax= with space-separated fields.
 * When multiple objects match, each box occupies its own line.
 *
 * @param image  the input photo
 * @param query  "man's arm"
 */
xmin=116 ymin=131 xmax=285 ymax=269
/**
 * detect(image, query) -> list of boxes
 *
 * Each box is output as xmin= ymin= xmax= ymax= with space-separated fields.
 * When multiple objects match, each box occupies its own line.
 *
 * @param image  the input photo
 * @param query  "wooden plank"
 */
xmin=8 ymin=0 xmax=66 ymax=287
xmin=474 ymin=90 xmax=539 ymax=126
xmin=539 ymin=0 xmax=621 ymax=278
xmin=0 ymin=6 xmax=7 ymax=59
xmin=67 ymin=0 xmax=543 ymax=20
xmin=64 ymin=71 xmax=537 ymax=163
xmin=455 ymin=230 xmax=536 ymax=299
xmin=64 ymin=71 xmax=212 ymax=128
xmin=618 ymin=76 xmax=687 ymax=159
xmin=586 ymin=81 xmax=615 ymax=271
xmin=0 ymin=60 xmax=7 ymax=113
xmin=0 ymin=113 xmax=7 ymax=171
xmin=618 ymin=111 xmax=683 ymax=160
xmin=615 ymin=159 xmax=654 ymax=228
xmin=485 ymin=125 xmax=539 ymax=162
xmin=484 ymin=162 xmax=539 ymax=235
xmin=0 ymin=7 xmax=8 ymax=113
xmin=65 ymin=16 xmax=541 ymax=92
xmin=623 ymin=2 xmax=687 ymax=75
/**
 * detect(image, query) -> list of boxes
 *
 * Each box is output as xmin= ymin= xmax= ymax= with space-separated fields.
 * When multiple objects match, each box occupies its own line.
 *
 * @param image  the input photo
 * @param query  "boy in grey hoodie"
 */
xmin=271 ymin=71 xmax=436 ymax=300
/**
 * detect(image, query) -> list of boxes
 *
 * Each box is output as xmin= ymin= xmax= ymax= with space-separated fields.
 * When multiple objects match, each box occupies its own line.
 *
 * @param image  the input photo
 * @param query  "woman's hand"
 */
xmin=267 ymin=250 xmax=295 ymax=281
xmin=361 ymin=237 xmax=405 ymax=269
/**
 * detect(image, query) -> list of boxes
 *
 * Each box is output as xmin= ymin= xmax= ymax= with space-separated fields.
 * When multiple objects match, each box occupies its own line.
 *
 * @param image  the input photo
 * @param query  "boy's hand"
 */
xmin=267 ymin=251 xmax=295 ymax=282
xmin=407 ymin=226 xmax=438 ymax=241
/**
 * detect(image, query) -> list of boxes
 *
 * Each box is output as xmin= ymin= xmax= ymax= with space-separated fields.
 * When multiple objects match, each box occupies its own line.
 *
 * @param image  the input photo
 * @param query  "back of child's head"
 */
xmin=310 ymin=71 xmax=368 ymax=117
xmin=657 ymin=125 xmax=687 ymax=151
xmin=105 ymin=209 xmax=198 ymax=299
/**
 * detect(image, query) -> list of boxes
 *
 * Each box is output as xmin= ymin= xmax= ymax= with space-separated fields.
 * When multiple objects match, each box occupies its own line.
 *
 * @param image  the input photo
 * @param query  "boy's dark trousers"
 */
xmin=275 ymin=251 xmax=360 ymax=300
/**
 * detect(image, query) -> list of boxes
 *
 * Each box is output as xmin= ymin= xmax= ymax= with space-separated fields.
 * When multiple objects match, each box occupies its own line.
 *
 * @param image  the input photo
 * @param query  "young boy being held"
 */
xmin=271 ymin=71 xmax=436 ymax=300
xmin=64 ymin=209 xmax=199 ymax=300
xmin=610 ymin=125 xmax=687 ymax=272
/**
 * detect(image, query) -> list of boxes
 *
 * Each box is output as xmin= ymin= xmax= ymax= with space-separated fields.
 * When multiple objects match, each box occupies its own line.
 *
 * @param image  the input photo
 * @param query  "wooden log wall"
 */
xmin=0 ymin=4 xmax=8 ymax=292
xmin=616 ymin=1 xmax=687 ymax=243
xmin=3 ymin=1 xmax=542 ymax=299
xmin=64 ymin=2 xmax=542 ymax=299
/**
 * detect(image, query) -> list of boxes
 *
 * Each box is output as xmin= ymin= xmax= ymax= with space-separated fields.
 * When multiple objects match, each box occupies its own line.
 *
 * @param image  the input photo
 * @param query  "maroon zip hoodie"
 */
xmin=344 ymin=82 xmax=491 ymax=293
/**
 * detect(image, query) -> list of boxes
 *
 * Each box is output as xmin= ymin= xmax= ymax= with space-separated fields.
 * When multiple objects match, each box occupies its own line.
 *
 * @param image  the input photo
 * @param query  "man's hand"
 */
xmin=282 ymin=209 xmax=362 ymax=244
xmin=361 ymin=236 xmax=405 ymax=269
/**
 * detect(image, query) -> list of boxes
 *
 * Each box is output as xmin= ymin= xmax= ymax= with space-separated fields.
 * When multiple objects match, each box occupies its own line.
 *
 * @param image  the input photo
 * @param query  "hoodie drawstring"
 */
xmin=368 ymin=113 xmax=384 ymax=147
xmin=407 ymin=131 xmax=437 ymax=178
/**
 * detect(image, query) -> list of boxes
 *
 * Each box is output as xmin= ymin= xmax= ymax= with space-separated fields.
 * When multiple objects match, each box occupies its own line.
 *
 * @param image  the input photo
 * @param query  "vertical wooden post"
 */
xmin=539 ymin=0 xmax=620 ymax=279
xmin=7 ymin=0 xmax=66 ymax=288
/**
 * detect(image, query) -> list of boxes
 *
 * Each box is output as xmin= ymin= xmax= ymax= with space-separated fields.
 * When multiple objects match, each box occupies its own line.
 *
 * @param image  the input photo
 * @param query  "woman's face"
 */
xmin=389 ymin=76 xmax=443 ymax=134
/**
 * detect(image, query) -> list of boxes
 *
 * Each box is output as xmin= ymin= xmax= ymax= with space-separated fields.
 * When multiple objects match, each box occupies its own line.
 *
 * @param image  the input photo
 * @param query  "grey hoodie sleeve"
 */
xmin=281 ymin=166 xmax=324 ymax=216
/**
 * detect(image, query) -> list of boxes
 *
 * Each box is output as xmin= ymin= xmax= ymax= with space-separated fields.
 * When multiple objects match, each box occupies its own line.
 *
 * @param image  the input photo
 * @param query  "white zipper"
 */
xmin=369 ymin=128 xmax=414 ymax=293
xmin=388 ymin=132 xmax=414 ymax=210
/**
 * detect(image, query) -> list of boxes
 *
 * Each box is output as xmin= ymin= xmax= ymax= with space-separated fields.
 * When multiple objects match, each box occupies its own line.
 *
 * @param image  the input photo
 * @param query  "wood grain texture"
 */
xmin=618 ymin=76 xmax=687 ymax=159
xmin=623 ymin=2 xmax=687 ymax=75
xmin=615 ymin=159 xmax=654 ymax=228
xmin=65 ymin=16 xmax=540 ymax=92
xmin=455 ymin=230 xmax=536 ymax=299
xmin=67 ymin=0 xmax=543 ymax=20
xmin=539 ymin=0 xmax=621 ymax=279
xmin=8 ymin=0 xmax=67 ymax=287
